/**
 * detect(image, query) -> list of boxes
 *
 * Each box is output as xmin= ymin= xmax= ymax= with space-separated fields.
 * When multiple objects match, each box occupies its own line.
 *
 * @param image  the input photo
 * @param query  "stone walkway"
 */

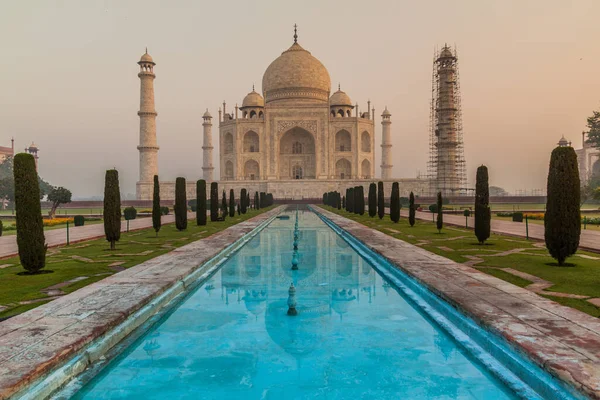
xmin=398 ymin=209 xmax=600 ymax=252
xmin=317 ymin=206 xmax=600 ymax=399
xmin=0 ymin=207 xmax=282 ymax=399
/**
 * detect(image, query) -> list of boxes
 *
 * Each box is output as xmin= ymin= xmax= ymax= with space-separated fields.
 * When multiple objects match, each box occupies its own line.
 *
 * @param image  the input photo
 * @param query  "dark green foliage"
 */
xmin=584 ymin=110 xmax=600 ymax=148
xmin=545 ymin=146 xmax=581 ymax=265
xmin=197 ymin=180 xmax=207 ymax=226
xmin=74 ymin=215 xmax=85 ymax=227
xmin=160 ymin=206 xmax=169 ymax=216
xmin=152 ymin=175 xmax=161 ymax=235
xmin=174 ymin=177 xmax=187 ymax=231
xmin=463 ymin=209 xmax=471 ymax=217
xmin=347 ymin=187 xmax=354 ymax=213
xmin=229 ymin=189 xmax=235 ymax=218
xmin=210 ymin=182 xmax=218 ymax=222
xmin=377 ymin=181 xmax=384 ymax=219
xmin=221 ymin=190 xmax=227 ymax=220
xmin=123 ymin=207 xmax=137 ymax=221
xmin=358 ymin=186 xmax=365 ymax=215
xmin=353 ymin=187 xmax=360 ymax=214
xmin=323 ymin=193 xmax=327 ymax=205
xmin=188 ymin=199 xmax=197 ymax=212
xmin=436 ymin=192 xmax=443 ymax=233
xmin=428 ymin=204 xmax=438 ymax=213
xmin=255 ymin=191 xmax=260 ymax=210
xmin=240 ymin=188 xmax=247 ymax=214
xmin=103 ymin=169 xmax=121 ymax=250
xmin=390 ymin=182 xmax=400 ymax=223
xmin=14 ymin=153 xmax=46 ymax=272
xmin=474 ymin=165 xmax=491 ymax=244
xmin=513 ymin=212 xmax=523 ymax=222
xmin=337 ymin=192 xmax=341 ymax=210
xmin=47 ymin=186 xmax=72 ymax=218
xmin=0 ymin=219 xmax=3 ymax=236
xmin=368 ymin=183 xmax=376 ymax=217
xmin=409 ymin=191 xmax=416 ymax=227
xmin=237 ymin=202 xmax=241 ymax=215
xmin=247 ymin=193 xmax=251 ymax=210
xmin=342 ymin=196 xmax=345 ymax=209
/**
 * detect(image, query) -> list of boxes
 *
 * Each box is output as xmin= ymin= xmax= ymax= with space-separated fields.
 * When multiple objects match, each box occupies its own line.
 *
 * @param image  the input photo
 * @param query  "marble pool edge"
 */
xmin=0 ymin=206 xmax=283 ymax=400
xmin=313 ymin=206 xmax=600 ymax=400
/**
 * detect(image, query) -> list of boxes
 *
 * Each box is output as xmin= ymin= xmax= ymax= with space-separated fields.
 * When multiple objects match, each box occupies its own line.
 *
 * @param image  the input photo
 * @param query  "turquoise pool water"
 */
xmin=72 ymin=210 xmax=543 ymax=399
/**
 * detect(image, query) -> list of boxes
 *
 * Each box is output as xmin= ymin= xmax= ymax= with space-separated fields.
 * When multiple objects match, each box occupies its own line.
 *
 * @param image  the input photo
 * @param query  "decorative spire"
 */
xmin=252 ymin=83 xmax=255 ymax=92
xmin=338 ymin=83 xmax=341 ymax=91
xmin=145 ymin=47 xmax=148 ymax=54
xmin=293 ymin=23 xmax=298 ymax=44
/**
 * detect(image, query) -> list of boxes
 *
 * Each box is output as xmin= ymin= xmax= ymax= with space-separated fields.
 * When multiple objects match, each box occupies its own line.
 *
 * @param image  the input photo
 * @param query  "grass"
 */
xmin=0 ymin=207 xmax=272 ymax=320
xmin=322 ymin=206 xmax=600 ymax=318
xmin=492 ymin=214 xmax=600 ymax=232
xmin=0 ymin=218 xmax=105 ymax=236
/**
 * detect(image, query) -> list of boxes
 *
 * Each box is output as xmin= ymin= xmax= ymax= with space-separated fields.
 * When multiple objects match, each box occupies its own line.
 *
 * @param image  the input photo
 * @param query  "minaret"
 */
xmin=380 ymin=107 xmax=392 ymax=180
xmin=202 ymin=109 xmax=214 ymax=181
xmin=137 ymin=49 xmax=159 ymax=185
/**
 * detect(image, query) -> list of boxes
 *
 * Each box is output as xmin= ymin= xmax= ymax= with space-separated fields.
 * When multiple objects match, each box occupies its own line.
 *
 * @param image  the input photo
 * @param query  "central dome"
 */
xmin=262 ymin=42 xmax=331 ymax=104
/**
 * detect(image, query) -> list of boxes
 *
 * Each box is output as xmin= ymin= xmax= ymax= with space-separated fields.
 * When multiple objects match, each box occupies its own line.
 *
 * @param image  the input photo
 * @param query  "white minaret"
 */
xmin=202 ymin=109 xmax=214 ymax=181
xmin=137 ymin=49 xmax=159 ymax=184
xmin=380 ymin=107 xmax=393 ymax=179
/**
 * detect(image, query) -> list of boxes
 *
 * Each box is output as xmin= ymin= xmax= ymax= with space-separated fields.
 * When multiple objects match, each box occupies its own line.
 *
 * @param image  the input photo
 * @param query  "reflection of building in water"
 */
xmin=218 ymin=212 xmax=377 ymax=356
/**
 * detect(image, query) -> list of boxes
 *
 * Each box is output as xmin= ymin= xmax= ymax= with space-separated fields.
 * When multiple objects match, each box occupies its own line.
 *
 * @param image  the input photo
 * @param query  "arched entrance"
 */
xmin=279 ymin=127 xmax=316 ymax=179
xmin=244 ymin=159 xmax=259 ymax=180
xmin=335 ymin=158 xmax=351 ymax=179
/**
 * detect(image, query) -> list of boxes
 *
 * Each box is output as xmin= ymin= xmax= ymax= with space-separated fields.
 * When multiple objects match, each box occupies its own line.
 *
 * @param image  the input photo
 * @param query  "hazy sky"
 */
xmin=1 ymin=0 xmax=599 ymax=197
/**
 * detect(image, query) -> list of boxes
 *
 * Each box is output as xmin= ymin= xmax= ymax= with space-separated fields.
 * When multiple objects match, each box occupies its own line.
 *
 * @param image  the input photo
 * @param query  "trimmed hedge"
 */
xmin=436 ymin=192 xmax=443 ymax=233
xmin=229 ymin=189 xmax=235 ymax=218
xmin=124 ymin=206 xmax=137 ymax=221
xmin=197 ymin=180 xmax=207 ymax=226
xmin=368 ymin=183 xmax=376 ymax=217
xmin=103 ymin=169 xmax=121 ymax=250
xmin=74 ymin=215 xmax=85 ymax=227
xmin=377 ymin=181 xmax=384 ymax=219
xmin=210 ymin=182 xmax=218 ymax=221
xmin=152 ymin=175 xmax=161 ymax=235
xmin=474 ymin=165 xmax=491 ymax=244
xmin=175 ymin=177 xmax=187 ymax=231
xmin=409 ymin=191 xmax=416 ymax=227
xmin=390 ymin=182 xmax=400 ymax=223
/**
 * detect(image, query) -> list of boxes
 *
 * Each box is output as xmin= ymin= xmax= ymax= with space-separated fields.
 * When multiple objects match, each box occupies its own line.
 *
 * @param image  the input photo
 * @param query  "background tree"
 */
xmin=210 ymin=182 xmax=218 ymax=221
xmin=474 ymin=165 xmax=491 ymax=244
xmin=489 ymin=186 xmax=508 ymax=196
xmin=436 ymin=192 xmax=443 ymax=233
xmin=240 ymin=188 xmax=247 ymax=214
xmin=584 ymin=110 xmax=600 ymax=148
xmin=377 ymin=181 xmax=384 ymax=219
xmin=353 ymin=186 xmax=360 ymax=215
xmin=347 ymin=187 xmax=354 ymax=213
xmin=221 ymin=190 xmax=227 ymax=220
xmin=368 ymin=183 xmax=376 ymax=217
xmin=103 ymin=169 xmax=121 ymax=250
xmin=409 ymin=191 xmax=416 ymax=227
xmin=390 ymin=182 xmax=400 ymax=223
xmin=337 ymin=191 xmax=342 ymax=210
xmin=229 ymin=189 xmax=235 ymax=217
xmin=247 ymin=192 xmax=251 ymax=210
xmin=47 ymin=186 xmax=72 ymax=218
xmin=14 ymin=153 xmax=46 ymax=273
xmin=175 ymin=177 xmax=187 ymax=231
xmin=152 ymin=175 xmax=161 ymax=235
xmin=197 ymin=179 xmax=207 ymax=226
xmin=545 ymin=146 xmax=581 ymax=265
xmin=342 ymin=195 xmax=345 ymax=209
xmin=255 ymin=191 xmax=260 ymax=210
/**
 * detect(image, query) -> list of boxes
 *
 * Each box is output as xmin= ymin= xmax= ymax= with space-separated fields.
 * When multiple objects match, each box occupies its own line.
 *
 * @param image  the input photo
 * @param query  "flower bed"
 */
xmin=43 ymin=217 xmax=74 ymax=227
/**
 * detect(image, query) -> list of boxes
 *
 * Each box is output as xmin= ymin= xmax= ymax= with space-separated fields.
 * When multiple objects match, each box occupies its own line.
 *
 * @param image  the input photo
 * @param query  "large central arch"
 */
xmin=279 ymin=127 xmax=316 ymax=179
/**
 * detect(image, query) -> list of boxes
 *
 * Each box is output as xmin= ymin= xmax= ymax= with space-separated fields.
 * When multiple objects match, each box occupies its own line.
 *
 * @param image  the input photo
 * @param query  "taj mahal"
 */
xmin=135 ymin=28 xmax=432 ymax=200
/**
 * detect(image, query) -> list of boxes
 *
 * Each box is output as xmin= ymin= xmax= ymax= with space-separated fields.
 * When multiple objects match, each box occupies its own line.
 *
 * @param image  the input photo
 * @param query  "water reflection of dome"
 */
xmin=335 ymin=236 xmax=349 ymax=249
xmin=336 ymin=254 xmax=353 ymax=277
xmin=361 ymin=262 xmax=372 ymax=276
xmin=244 ymin=262 xmax=261 ymax=278
xmin=265 ymin=299 xmax=331 ymax=358
xmin=331 ymin=288 xmax=357 ymax=319
xmin=243 ymin=289 xmax=267 ymax=317
xmin=280 ymin=250 xmax=316 ymax=280
xmin=247 ymin=236 xmax=260 ymax=249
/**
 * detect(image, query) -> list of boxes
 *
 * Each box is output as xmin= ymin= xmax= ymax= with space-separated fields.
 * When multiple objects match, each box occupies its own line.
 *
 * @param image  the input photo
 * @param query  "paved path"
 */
xmin=397 ymin=209 xmax=600 ymax=252
xmin=0 ymin=214 xmax=191 ymax=260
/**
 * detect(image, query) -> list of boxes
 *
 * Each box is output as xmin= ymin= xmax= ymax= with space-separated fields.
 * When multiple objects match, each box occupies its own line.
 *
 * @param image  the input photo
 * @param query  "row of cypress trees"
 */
xmin=323 ymin=191 xmax=342 ymax=209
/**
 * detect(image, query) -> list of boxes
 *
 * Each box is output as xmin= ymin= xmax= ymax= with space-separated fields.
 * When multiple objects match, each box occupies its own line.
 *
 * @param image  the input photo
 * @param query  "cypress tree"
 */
xmin=237 ymin=202 xmax=241 ymax=215
xmin=357 ymin=186 xmax=365 ymax=216
xmin=545 ymin=146 xmax=581 ymax=265
xmin=353 ymin=187 xmax=359 ymax=214
xmin=221 ymin=190 xmax=227 ymax=220
xmin=247 ymin=193 xmax=251 ymax=210
xmin=342 ymin=195 xmax=345 ymax=209
xmin=255 ymin=191 xmax=260 ymax=210
xmin=14 ymin=153 xmax=46 ymax=273
xmin=474 ymin=166 xmax=491 ymax=244
xmin=377 ymin=181 xmax=384 ymax=219
xmin=103 ymin=169 xmax=121 ymax=250
xmin=210 ymin=182 xmax=218 ymax=222
xmin=175 ymin=177 xmax=187 ymax=231
xmin=152 ymin=175 xmax=161 ymax=236
xmin=240 ymin=188 xmax=247 ymax=214
xmin=229 ymin=189 xmax=235 ymax=217
xmin=368 ymin=183 xmax=377 ymax=217
xmin=337 ymin=192 xmax=342 ymax=210
xmin=436 ymin=191 xmax=443 ymax=233
xmin=409 ymin=191 xmax=416 ymax=227
xmin=390 ymin=182 xmax=400 ymax=223
xmin=348 ymin=187 xmax=354 ymax=213
xmin=197 ymin=179 xmax=207 ymax=226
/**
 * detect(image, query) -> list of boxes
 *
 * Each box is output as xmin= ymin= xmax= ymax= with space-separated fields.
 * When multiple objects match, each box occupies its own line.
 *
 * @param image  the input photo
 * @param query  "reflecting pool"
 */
xmin=73 ymin=210 xmax=518 ymax=399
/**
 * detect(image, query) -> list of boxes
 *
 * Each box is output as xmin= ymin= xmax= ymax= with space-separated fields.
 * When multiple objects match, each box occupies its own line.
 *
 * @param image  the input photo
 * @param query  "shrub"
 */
xmin=428 ymin=204 xmax=438 ymax=213
xmin=390 ymin=182 xmax=400 ymax=223
xmin=368 ymin=183 xmax=376 ymax=217
xmin=545 ymin=146 xmax=581 ymax=265
xmin=74 ymin=215 xmax=85 ymax=226
xmin=14 ymin=153 xmax=46 ymax=272
xmin=0 ymin=219 xmax=3 ymax=236
xmin=474 ymin=165 xmax=491 ymax=244
xmin=409 ymin=191 xmax=416 ymax=227
xmin=512 ymin=212 xmax=523 ymax=222
xmin=229 ymin=189 xmax=235 ymax=218
xmin=124 ymin=206 xmax=137 ymax=221
xmin=240 ymin=188 xmax=247 ymax=214
xmin=463 ymin=209 xmax=471 ymax=217
xmin=210 ymin=182 xmax=218 ymax=221
xmin=436 ymin=192 xmax=443 ymax=233
xmin=103 ymin=169 xmax=121 ymax=250
xmin=160 ymin=206 xmax=169 ymax=215
xmin=188 ymin=199 xmax=197 ymax=212
xmin=197 ymin=180 xmax=207 ymax=226
xmin=175 ymin=177 xmax=187 ymax=231
xmin=377 ymin=182 xmax=385 ymax=219
xmin=152 ymin=175 xmax=161 ymax=235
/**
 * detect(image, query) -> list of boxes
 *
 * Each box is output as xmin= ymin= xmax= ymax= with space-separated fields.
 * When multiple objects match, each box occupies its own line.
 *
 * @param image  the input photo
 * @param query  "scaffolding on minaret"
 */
xmin=427 ymin=44 xmax=467 ymax=197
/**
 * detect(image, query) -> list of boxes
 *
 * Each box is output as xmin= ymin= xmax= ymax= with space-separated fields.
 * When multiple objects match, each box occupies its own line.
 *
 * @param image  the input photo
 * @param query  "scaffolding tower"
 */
xmin=427 ymin=44 xmax=467 ymax=197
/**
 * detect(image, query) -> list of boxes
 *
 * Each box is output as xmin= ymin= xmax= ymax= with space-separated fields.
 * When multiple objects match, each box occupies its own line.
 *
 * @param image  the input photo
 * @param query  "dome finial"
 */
xmin=145 ymin=47 xmax=148 ymax=54
xmin=252 ymin=83 xmax=255 ymax=91
xmin=338 ymin=83 xmax=341 ymax=91
xmin=293 ymin=23 xmax=298 ymax=44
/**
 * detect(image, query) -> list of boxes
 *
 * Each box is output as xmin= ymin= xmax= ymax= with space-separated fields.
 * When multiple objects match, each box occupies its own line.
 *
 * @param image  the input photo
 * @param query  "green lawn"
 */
xmin=322 ymin=206 xmax=600 ymax=318
xmin=0 ymin=207 xmax=272 ymax=320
